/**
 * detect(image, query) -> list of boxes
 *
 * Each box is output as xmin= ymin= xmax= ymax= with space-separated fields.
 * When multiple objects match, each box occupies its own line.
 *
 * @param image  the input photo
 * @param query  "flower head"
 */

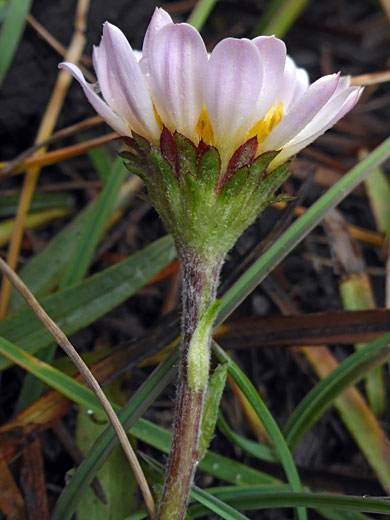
xmin=59 ymin=9 xmax=362 ymax=257
xmin=59 ymin=7 xmax=361 ymax=170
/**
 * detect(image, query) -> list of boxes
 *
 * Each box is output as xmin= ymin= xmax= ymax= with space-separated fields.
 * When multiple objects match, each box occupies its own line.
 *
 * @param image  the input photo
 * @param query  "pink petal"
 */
xmin=290 ymin=67 xmax=309 ymax=106
xmin=59 ymin=62 xmax=131 ymax=136
xmin=93 ymin=42 xmax=136 ymax=129
xmin=140 ymin=7 xmax=173 ymax=76
xmin=102 ymin=22 xmax=160 ymax=140
xmin=275 ymin=56 xmax=298 ymax=112
xmin=148 ymin=23 xmax=208 ymax=141
xmin=206 ymin=38 xmax=263 ymax=157
xmin=252 ymin=36 xmax=286 ymax=120
xmin=263 ymin=73 xmax=340 ymax=151
xmin=272 ymin=87 xmax=362 ymax=165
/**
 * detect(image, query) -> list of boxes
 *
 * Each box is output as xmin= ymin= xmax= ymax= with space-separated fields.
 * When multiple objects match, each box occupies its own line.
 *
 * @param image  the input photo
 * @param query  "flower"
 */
xmin=59 ymin=7 xmax=362 ymax=171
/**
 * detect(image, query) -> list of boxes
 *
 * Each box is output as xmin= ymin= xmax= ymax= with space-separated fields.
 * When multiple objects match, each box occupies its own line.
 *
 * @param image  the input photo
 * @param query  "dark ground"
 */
xmin=0 ymin=0 xmax=389 ymax=519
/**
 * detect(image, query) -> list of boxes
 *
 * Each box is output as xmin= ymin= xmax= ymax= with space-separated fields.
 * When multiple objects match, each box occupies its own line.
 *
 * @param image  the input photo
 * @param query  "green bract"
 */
xmin=121 ymin=129 xmax=290 ymax=258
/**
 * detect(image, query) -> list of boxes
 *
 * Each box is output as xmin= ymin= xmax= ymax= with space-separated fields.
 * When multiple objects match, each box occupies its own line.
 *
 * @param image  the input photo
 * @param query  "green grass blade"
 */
xmin=60 ymin=157 xmax=127 ymax=288
xmin=0 ymin=336 xmax=106 ymax=413
xmin=87 ymin=145 xmax=113 ymax=181
xmin=217 ymin=413 xmax=277 ymax=462
xmin=187 ymin=0 xmax=218 ymax=30
xmin=284 ymin=333 xmax=390 ymax=450
xmin=0 ymin=192 xmax=73 ymax=217
xmin=252 ymin=0 xmax=310 ymax=38
xmin=187 ymin=487 xmax=390 ymax=516
xmin=131 ymin=418 xmax=278 ymax=486
xmin=190 ymin=487 xmax=250 ymax=520
xmin=213 ymin=343 xmax=306 ymax=520
xmin=0 ymin=335 xmax=276 ymax=516
xmin=0 ymin=235 xmax=176 ymax=370
xmin=52 ymin=351 xmax=179 ymax=520
xmin=9 ymin=177 xmax=140 ymax=312
xmin=0 ymin=0 xmax=32 ymax=88
xmin=218 ymin=138 xmax=390 ymax=324
xmin=15 ymin=160 xmax=127 ymax=412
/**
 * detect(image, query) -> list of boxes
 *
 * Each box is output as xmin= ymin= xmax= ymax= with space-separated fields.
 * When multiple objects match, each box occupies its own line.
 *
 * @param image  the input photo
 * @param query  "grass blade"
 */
xmin=213 ymin=343 xmax=306 ymax=520
xmin=252 ymin=0 xmax=310 ymax=38
xmin=9 ymin=177 xmax=141 ymax=312
xmin=218 ymin=138 xmax=390 ymax=324
xmin=0 ymin=0 xmax=32 ymax=87
xmin=52 ymin=351 xmax=179 ymax=520
xmin=188 ymin=487 xmax=390 ymax=516
xmin=60 ymin=157 xmax=127 ymax=288
xmin=284 ymin=334 xmax=390 ymax=451
xmin=0 ymin=235 xmax=176 ymax=370
xmin=187 ymin=0 xmax=218 ymax=31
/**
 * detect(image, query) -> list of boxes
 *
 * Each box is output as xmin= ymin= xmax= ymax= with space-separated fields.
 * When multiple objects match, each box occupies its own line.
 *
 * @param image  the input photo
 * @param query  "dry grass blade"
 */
xmin=216 ymin=310 xmax=390 ymax=347
xmin=351 ymin=70 xmax=390 ymax=86
xmin=0 ymin=453 xmax=26 ymax=519
xmin=0 ymin=133 xmax=117 ymax=178
xmin=27 ymin=13 xmax=93 ymax=79
xmin=0 ymin=257 xmax=156 ymax=519
xmin=0 ymin=0 xmax=91 ymax=318
xmin=0 ymin=115 xmax=103 ymax=178
xmin=20 ymin=439 xmax=49 ymax=520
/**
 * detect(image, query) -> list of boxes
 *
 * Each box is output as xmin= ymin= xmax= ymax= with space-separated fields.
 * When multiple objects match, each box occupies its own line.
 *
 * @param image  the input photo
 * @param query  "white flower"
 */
xmin=59 ymin=7 xmax=362 ymax=169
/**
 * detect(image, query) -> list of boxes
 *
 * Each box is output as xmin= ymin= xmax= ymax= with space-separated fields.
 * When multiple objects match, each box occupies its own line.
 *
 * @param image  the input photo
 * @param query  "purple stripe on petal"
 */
xmin=102 ymin=22 xmax=160 ymax=140
xmin=263 ymin=73 xmax=340 ymax=151
xmin=59 ymin=62 xmax=130 ymax=136
xmin=206 ymin=38 xmax=262 ymax=160
xmin=148 ymin=23 xmax=208 ymax=142
xmin=253 ymin=36 xmax=286 ymax=120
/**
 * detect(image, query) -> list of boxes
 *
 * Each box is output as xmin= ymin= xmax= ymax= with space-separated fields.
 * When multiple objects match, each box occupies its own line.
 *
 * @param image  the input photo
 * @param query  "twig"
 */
xmin=350 ymin=70 xmax=390 ymax=86
xmin=0 ymin=256 xmax=156 ymax=519
xmin=0 ymin=0 xmax=90 ymax=317
xmin=0 ymin=116 xmax=103 ymax=178
xmin=0 ymin=133 xmax=117 ymax=178
xmin=26 ymin=14 xmax=94 ymax=80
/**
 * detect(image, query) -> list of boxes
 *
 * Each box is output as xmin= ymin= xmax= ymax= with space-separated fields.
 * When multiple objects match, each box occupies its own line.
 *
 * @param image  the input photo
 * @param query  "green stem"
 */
xmin=157 ymin=250 xmax=223 ymax=520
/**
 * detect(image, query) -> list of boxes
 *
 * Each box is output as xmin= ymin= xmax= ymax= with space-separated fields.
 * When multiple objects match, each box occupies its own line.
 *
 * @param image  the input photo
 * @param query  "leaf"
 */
xmin=363 ymin=153 xmax=390 ymax=236
xmin=212 ymin=343 xmax=307 ymax=520
xmin=299 ymin=343 xmax=390 ymax=493
xmin=60 ymin=157 xmax=127 ymax=288
xmin=0 ymin=235 xmax=176 ymax=370
xmin=0 ymin=0 xmax=32 ymax=87
xmin=87 ymin=145 xmax=113 ymax=181
xmin=217 ymin=413 xmax=277 ymax=462
xmin=198 ymin=364 xmax=227 ymax=459
xmin=9 ymin=177 xmax=142 ymax=312
xmin=284 ymin=333 xmax=390 ymax=455
xmin=188 ymin=486 xmax=390 ymax=516
xmin=75 ymin=385 xmax=137 ymax=520
xmin=0 ymin=192 xmax=74 ymax=217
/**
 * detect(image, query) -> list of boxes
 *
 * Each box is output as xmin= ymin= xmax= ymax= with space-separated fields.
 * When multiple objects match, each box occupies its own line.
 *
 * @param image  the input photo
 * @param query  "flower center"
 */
xmin=247 ymin=102 xmax=284 ymax=147
xmin=196 ymin=106 xmax=215 ymax=145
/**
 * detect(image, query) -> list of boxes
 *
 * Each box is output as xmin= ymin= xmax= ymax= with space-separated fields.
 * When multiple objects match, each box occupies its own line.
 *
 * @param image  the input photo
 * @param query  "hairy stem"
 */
xmin=157 ymin=249 xmax=223 ymax=520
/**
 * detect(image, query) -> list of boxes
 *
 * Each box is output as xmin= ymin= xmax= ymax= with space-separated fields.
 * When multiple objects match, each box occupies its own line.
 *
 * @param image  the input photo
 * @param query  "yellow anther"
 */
xmin=247 ymin=102 xmax=283 ymax=146
xmin=196 ymin=106 xmax=215 ymax=145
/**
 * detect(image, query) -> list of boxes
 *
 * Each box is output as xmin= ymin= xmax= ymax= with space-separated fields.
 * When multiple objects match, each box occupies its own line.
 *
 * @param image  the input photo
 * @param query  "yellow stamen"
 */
xmin=196 ymin=106 xmax=215 ymax=145
xmin=247 ymin=102 xmax=283 ymax=147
